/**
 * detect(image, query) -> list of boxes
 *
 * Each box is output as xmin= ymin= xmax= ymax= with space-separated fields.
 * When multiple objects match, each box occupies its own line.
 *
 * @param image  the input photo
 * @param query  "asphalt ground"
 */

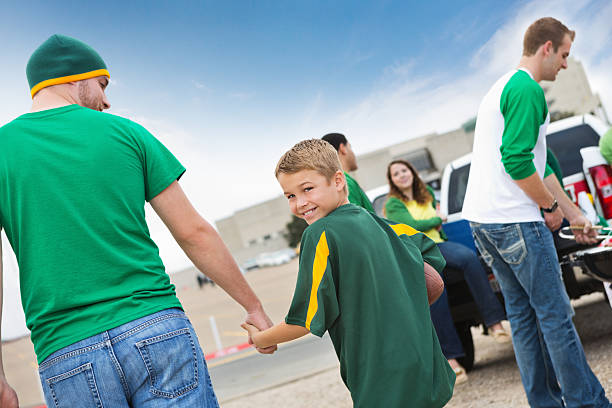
xmin=4 ymin=258 xmax=612 ymax=407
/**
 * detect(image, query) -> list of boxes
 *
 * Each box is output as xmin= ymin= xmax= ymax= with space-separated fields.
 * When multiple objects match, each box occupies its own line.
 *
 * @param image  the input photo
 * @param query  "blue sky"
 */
xmin=1 ymin=0 xmax=611 ymax=271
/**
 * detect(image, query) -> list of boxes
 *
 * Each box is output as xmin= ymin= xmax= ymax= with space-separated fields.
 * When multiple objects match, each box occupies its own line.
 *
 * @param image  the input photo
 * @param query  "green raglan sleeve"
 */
xmin=499 ymin=74 xmax=548 ymax=180
xmin=385 ymin=197 xmax=442 ymax=232
xmin=285 ymin=224 xmax=340 ymax=337
xmin=387 ymin=222 xmax=446 ymax=274
xmin=128 ymin=121 xmax=186 ymax=201
xmin=345 ymin=173 xmax=375 ymax=212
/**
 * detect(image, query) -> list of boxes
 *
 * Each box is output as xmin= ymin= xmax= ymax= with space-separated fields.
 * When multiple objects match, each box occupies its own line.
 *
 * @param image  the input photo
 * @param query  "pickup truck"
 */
xmin=369 ymin=114 xmax=612 ymax=371
xmin=437 ymin=114 xmax=612 ymax=370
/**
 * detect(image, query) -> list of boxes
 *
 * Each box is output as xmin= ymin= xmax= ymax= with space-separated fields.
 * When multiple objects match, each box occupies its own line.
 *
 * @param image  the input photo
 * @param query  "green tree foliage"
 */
xmin=284 ymin=215 xmax=308 ymax=248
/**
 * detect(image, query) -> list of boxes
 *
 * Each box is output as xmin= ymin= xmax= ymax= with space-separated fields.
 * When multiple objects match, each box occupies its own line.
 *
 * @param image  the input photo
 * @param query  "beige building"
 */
xmin=542 ymin=58 xmax=609 ymax=123
xmin=217 ymin=58 xmax=609 ymax=265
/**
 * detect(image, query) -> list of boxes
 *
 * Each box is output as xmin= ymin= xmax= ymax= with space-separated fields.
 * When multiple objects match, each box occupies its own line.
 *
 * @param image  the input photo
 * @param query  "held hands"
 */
xmin=0 ymin=377 xmax=18 ymax=408
xmin=244 ymin=307 xmax=277 ymax=354
xmin=241 ymin=323 xmax=264 ymax=349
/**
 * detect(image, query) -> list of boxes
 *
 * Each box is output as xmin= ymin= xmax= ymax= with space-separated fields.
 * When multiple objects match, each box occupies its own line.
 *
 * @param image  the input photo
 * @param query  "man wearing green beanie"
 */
xmin=0 ymin=34 xmax=275 ymax=406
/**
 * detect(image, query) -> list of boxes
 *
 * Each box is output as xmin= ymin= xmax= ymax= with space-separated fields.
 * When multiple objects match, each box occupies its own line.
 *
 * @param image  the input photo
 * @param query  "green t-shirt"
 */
xmin=0 ymin=105 xmax=185 ymax=363
xmin=600 ymin=127 xmax=612 ymax=164
xmin=287 ymin=204 xmax=454 ymax=408
xmin=344 ymin=172 xmax=374 ymax=212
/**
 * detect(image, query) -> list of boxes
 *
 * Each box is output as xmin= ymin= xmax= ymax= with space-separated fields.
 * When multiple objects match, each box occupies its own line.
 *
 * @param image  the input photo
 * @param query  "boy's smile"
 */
xmin=278 ymin=169 xmax=348 ymax=225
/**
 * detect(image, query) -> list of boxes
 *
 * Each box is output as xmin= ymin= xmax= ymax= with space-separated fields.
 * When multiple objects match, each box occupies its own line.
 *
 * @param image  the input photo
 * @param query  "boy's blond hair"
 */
xmin=275 ymin=139 xmax=343 ymax=179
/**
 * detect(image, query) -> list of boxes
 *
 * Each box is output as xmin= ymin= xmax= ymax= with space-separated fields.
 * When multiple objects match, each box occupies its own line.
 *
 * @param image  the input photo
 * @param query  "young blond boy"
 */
xmin=242 ymin=140 xmax=455 ymax=407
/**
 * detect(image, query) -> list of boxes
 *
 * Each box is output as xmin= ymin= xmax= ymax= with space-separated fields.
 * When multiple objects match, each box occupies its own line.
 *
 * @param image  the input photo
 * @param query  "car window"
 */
xmin=448 ymin=163 xmax=471 ymax=215
xmin=547 ymin=124 xmax=600 ymax=177
xmin=372 ymin=194 xmax=388 ymax=217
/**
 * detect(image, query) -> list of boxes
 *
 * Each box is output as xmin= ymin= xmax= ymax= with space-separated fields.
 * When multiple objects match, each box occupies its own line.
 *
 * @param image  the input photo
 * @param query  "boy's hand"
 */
xmin=241 ymin=323 xmax=264 ymax=349
xmin=245 ymin=308 xmax=278 ymax=354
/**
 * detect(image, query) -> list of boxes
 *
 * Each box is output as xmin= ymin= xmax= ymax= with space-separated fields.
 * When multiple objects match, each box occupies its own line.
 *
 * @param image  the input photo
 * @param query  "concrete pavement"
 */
xmin=3 ymin=259 xmax=302 ymax=407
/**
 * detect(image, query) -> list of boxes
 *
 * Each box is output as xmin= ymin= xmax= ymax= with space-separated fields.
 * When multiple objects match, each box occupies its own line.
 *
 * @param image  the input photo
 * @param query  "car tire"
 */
xmin=454 ymin=322 xmax=475 ymax=372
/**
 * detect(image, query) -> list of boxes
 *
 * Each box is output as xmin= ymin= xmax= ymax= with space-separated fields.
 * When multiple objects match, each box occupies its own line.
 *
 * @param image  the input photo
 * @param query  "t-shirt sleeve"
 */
xmin=499 ymin=77 xmax=548 ymax=180
xmin=544 ymin=163 xmax=554 ymax=178
xmin=129 ymin=121 xmax=186 ymax=201
xmin=346 ymin=174 xmax=375 ymax=212
xmin=285 ymin=226 xmax=340 ymax=337
xmin=387 ymin=222 xmax=446 ymax=274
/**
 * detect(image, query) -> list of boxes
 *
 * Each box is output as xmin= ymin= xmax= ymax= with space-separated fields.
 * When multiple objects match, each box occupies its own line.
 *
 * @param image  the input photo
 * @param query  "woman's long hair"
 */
xmin=386 ymin=159 xmax=432 ymax=205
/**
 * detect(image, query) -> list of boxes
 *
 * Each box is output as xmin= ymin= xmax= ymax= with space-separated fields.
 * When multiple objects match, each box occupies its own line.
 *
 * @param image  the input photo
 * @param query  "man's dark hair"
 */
xmin=322 ymin=133 xmax=347 ymax=151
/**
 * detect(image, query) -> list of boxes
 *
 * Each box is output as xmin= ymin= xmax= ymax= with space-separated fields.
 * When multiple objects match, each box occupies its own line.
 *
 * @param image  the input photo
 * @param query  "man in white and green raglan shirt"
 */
xmin=463 ymin=18 xmax=610 ymax=408
xmin=0 ymin=34 xmax=276 ymax=407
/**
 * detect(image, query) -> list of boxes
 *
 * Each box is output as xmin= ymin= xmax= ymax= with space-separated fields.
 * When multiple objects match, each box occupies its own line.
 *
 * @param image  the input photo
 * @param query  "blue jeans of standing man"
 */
xmin=38 ymin=308 xmax=219 ymax=407
xmin=471 ymin=221 xmax=610 ymax=408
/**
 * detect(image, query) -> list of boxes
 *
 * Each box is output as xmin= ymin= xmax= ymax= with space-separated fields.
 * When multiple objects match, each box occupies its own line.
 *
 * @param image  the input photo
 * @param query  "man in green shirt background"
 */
xmin=0 ymin=34 xmax=275 ymax=407
xmin=322 ymin=133 xmax=375 ymax=211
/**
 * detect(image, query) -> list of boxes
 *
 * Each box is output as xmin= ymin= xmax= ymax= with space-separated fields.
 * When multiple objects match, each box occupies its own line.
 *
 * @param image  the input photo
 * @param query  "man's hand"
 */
xmin=567 ymin=214 xmax=599 ymax=245
xmin=245 ymin=307 xmax=277 ymax=354
xmin=0 ymin=377 xmax=18 ymax=408
xmin=241 ymin=323 xmax=265 ymax=348
xmin=544 ymin=206 xmax=564 ymax=232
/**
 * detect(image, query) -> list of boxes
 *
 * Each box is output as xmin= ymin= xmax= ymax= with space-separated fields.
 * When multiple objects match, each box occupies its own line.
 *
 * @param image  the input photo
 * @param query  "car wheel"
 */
xmin=454 ymin=322 xmax=475 ymax=372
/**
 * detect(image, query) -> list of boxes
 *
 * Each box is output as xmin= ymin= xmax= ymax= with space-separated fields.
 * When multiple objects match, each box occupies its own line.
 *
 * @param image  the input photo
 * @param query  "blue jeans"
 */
xmin=430 ymin=288 xmax=465 ymax=359
xmin=471 ymin=221 xmax=610 ymax=408
xmin=438 ymin=240 xmax=506 ymax=327
xmin=38 ymin=308 xmax=219 ymax=407
xmin=430 ymin=241 xmax=506 ymax=359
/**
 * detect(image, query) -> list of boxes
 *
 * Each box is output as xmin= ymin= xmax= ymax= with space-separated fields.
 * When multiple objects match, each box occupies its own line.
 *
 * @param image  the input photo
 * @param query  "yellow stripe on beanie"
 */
xmin=30 ymin=69 xmax=110 ymax=98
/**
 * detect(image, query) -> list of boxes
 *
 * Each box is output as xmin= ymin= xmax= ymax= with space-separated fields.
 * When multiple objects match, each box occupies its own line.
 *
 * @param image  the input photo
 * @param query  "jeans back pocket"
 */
xmin=135 ymin=327 xmax=199 ymax=398
xmin=482 ymin=224 xmax=527 ymax=265
xmin=47 ymin=362 xmax=103 ymax=407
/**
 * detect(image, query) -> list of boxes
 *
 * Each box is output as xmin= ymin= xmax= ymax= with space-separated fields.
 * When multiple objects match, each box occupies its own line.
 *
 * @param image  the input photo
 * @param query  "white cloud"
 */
xmin=318 ymin=0 xmax=611 ymax=156
xmin=192 ymin=80 xmax=209 ymax=91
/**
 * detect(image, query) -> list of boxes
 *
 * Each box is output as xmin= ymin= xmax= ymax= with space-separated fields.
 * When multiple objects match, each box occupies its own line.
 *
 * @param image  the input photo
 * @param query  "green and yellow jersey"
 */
xmin=286 ymin=204 xmax=454 ymax=407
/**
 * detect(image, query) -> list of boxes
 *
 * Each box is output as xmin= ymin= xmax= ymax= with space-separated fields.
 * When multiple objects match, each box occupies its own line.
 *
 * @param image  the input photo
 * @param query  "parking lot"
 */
xmin=4 ymin=259 xmax=611 ymax=407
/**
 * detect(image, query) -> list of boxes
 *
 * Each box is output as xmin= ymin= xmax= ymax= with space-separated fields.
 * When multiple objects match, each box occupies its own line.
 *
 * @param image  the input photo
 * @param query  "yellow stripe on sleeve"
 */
xmin=390 ymin=223 xmax=420 ymax=237
xmin=305 ymin=231 xmax=330 ymax=330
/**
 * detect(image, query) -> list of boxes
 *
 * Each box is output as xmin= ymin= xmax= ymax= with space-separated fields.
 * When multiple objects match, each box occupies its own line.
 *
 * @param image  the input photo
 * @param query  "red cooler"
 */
xmin=563 ymin=172 xmax=589 ymax=205
xmin=581 ymin=147 xmax=612 ymax=220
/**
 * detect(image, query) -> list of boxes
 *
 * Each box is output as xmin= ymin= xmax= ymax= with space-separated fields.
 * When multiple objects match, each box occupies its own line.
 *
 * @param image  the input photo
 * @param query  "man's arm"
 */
xmin=150 ymin=181 xmax=276 ymax=353
xmin=0 ymin=233 xmax=20 ymax=407
xmin=513 ymin=172 xmax=564 ymax=231
xmin=241 ymin=322 xmax=309 ymax=349
xmin=543 ymin=174 xmax=598 ymax=244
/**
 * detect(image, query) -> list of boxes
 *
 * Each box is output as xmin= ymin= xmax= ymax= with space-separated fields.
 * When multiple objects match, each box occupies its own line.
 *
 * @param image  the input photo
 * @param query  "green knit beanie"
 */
xmin=26 ymin=34 xmax=110 ymax=98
